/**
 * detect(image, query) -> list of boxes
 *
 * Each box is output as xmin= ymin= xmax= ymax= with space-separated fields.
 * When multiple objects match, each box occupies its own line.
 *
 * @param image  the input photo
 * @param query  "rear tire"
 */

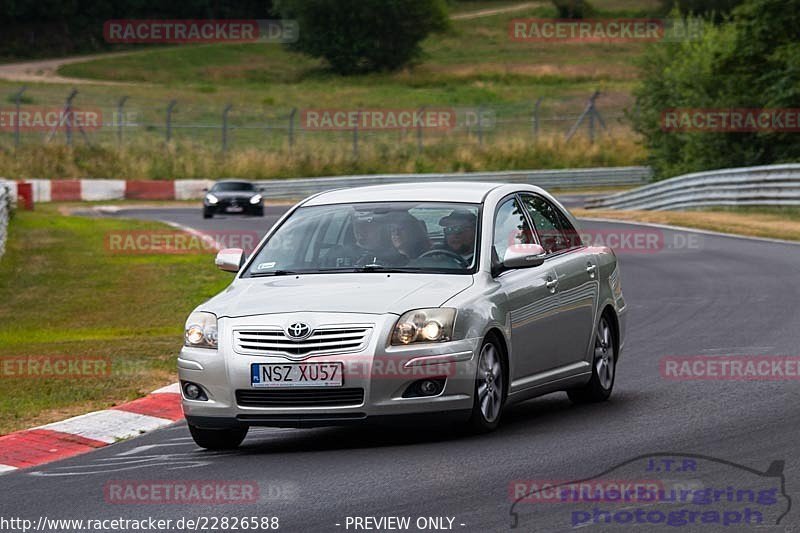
xmin=466 ymin=336 xmax=507 ymax=433
xmin=568 ymin=313 xmax=616 ymax=404
xmin=188 ymin=424 xmax=248 ymax=450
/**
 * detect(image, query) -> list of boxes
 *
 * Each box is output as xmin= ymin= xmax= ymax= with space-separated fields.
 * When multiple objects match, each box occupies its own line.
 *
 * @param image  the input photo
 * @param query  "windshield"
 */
xmin=211 ymin=182 xmax=255 ymax=192
xmin=245 ymin=202 xmax=480 ymax=276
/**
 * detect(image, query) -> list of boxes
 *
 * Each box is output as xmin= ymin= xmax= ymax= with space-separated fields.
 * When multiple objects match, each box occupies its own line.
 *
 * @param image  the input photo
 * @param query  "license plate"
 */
xmin=250 ymin=362 xmax=343 ymax=388
xmin=226 ymin=206 xmax=244 ymax=213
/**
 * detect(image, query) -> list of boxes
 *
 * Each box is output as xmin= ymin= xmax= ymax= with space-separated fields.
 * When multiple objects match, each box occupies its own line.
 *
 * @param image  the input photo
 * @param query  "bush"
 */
xmin=274 ymin=0 xmax=449 ymax=75
xmin=657 ymin=0 xmax=745 ymax=22
xmin=550 ymin=0 xmax=596 ymax=19
xmin=631 ymin=0 xmax=800 ymax=178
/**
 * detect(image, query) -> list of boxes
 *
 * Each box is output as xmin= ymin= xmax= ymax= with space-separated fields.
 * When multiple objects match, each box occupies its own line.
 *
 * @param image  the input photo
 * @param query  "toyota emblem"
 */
xmin=286 ymin=322 xmax=311 ymax=340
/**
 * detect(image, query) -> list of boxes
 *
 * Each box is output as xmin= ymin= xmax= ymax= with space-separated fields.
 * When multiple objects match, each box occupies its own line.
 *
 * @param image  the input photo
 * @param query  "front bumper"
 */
xmin=179 ymin=312 xmax=479 ymax=428
xmin=203 ymin=202 xmax=263 ymax=216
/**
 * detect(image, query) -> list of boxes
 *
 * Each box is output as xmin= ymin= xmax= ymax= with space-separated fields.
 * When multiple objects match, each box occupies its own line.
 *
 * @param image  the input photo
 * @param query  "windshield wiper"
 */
xmin=250 ymin=270 xmax=299 ymax=277
xmin=352 ymin=265 xmax=424 ymax=273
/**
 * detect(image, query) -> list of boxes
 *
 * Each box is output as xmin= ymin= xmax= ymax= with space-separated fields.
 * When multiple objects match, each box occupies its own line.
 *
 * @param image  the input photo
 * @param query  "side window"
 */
xmin=520 ymin=195 xmax=581 ymax=253
xmin=492 ymin=197 xmax=533 ymax=263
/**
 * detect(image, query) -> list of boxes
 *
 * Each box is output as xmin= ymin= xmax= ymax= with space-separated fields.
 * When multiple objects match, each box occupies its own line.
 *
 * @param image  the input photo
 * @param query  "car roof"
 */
xmin=302 ymin=181 xmax=506 ymax=206
xmin=215 ymin=179 xmax=253 ymax=185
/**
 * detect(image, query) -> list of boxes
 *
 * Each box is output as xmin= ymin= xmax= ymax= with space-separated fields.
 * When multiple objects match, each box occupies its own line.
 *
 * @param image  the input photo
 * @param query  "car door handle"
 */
xmin=586 ymin=263 xmax=597 ymax=278
xmin=545 ymin=277 xmax=558 ymax=293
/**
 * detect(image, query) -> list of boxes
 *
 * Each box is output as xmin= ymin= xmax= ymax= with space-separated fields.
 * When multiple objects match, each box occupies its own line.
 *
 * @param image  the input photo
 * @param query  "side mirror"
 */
xmin=215 ymin=248 xmax=245 ymax=272
xmin=503 ymin=244 xmax=546 ymax=269
xmin=202 ymin=188 xmax=208 ymax=192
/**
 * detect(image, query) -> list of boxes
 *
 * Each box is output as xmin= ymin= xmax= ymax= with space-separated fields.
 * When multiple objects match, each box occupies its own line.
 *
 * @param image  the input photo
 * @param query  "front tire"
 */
xmin=188 ymin=424 xmax=248 ymax=450
xmin=203 ymin=210 xmax=213 ymax=219
xmin=568 ymin=313 xmax=616 ymax=404
xmin=467 ymin=336 xmax=507 ymax=433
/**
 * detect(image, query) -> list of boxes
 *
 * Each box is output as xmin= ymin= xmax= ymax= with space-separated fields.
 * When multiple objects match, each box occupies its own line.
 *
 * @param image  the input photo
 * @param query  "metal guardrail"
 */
xmin=0 ymin=180 xmax=13 ymax=258
xmin=586 ymin=164 xmax=800 ymax=211
xmin=255 ymin=167 xmax=653 ymax=199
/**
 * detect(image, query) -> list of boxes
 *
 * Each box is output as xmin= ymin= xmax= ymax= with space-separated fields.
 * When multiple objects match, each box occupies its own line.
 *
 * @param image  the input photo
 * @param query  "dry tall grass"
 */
xmin=0 ymin=133 xmax=645 ymax=179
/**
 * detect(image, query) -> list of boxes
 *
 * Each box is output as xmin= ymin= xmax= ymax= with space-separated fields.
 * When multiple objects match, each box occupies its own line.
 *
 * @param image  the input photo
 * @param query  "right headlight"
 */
xmin=184 ymin=311 xmax=218 ymax=349
xmin=391 ymin=308 xmax=456 ymax=346
xmin=206 ymin=193 xmax=219 ymax=205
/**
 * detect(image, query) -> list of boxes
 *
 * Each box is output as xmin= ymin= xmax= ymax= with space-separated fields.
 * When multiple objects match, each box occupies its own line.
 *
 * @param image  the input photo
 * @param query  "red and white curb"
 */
xmin=0 ymin=383 xmax=182 ymax=474
xmin=16 ymin=179 xmax=214 ymax=203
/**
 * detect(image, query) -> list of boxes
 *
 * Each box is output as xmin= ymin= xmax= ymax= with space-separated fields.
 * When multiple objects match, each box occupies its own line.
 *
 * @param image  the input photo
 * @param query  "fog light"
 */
xmin=420 ymin=380 xmax=439 ymax=395
xmin=182 ymin=381 xmax=207 ymax=401
xmin=402 ymin=377 xmax=446 ymax=398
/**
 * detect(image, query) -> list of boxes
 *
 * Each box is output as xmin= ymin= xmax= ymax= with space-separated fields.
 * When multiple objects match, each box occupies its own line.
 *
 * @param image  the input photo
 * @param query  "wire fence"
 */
xmin=0 ymin=86 xmax=634 ymax=156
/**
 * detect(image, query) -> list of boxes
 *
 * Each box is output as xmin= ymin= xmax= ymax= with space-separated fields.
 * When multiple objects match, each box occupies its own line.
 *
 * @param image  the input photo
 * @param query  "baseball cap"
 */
xmin=439 ymin=210 xmax=477 ymax=227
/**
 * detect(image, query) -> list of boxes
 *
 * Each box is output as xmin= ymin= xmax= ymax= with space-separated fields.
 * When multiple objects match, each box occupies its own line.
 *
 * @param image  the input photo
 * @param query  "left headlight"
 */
xmin=184 ymin=311 xmax=218 ymax=349
xmin=391 ymin=308 xmax=456 ymax=345
xmin=249 ymin=194 xmax=263 ymax=204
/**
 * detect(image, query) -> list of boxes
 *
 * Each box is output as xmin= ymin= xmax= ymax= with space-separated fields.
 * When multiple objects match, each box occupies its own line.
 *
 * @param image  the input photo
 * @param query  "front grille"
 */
xmin=236 ymin=388 xmax=365 ymax=407
xmin=234 ymin=326 xmax=372 ymax=357
xmin=217 ymin=196 xmax=250 ymax=206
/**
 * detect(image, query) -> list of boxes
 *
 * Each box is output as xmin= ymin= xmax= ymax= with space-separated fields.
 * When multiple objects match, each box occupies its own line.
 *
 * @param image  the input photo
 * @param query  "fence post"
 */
xmin=417 ymin=106 xmax=425 ymax=154
xmin=566 ymin=91 xmax=605 ymax=143
xmin=288 ymin=108 xmax=297 ymax=151
xmin=477 ymin=105 xmax=485 ymax=146
xmin=352 ymin=110 xmax=360 ymax=160
xmin=531 ymin=97 xmax=542 ymax=140
xmin=64 ymin=89 xmax=78 ymax=147
xmin=13 ymin=86 xmax=26 ymax=151
xmin=590 ymin=93 xmax=606 ymax=142
xmin=222 ymin=104 xmax=233 ymax=154
xmin=165 ymin=99 xmax=177 ymax=143
xmin=117 ymin=96 xmax=128 ymax=147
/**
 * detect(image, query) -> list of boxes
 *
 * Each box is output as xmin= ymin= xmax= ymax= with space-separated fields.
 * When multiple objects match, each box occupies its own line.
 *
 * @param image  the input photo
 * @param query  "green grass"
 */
xmin=57 ymin=3 xmax=644 ymax=104
xmin=0 ymin=206 xmax=231 ymax=434
xmin=706 ymin=206 xmax=800 ymax=221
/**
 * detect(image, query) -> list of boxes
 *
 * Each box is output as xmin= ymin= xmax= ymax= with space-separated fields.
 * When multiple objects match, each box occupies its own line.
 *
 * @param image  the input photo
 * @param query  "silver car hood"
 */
xmin=204 ymin=273 xmax=474 ymax=318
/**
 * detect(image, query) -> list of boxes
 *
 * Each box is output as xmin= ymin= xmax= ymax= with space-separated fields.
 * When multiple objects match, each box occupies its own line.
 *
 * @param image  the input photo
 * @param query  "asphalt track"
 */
xmin=3 ymin=202 xmax=800 ymax=532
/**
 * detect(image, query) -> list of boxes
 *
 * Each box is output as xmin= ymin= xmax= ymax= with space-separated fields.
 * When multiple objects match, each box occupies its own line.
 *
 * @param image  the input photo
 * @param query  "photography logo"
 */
xmin=509 ymin=453 xmax=791 ymax=530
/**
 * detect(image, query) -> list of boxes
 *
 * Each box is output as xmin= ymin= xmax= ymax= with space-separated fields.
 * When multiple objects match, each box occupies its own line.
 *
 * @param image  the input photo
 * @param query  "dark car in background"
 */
xmin=203 ymin=180 xmax=264 ymax=219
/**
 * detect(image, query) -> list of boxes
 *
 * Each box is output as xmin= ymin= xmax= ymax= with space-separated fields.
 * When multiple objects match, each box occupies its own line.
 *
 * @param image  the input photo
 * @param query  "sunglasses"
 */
xmin=443 ymin=224 xmax=472 ymax=235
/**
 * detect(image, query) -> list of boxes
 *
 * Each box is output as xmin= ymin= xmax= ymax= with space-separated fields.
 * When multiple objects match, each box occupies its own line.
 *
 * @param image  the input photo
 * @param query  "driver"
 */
xmin=438 ymin=210 xmax=477 ymax=265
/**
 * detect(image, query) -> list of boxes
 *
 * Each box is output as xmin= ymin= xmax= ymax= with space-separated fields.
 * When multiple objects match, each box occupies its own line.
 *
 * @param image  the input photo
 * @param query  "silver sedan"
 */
xmin=179 ymin=182 xmax=626 ymax=449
